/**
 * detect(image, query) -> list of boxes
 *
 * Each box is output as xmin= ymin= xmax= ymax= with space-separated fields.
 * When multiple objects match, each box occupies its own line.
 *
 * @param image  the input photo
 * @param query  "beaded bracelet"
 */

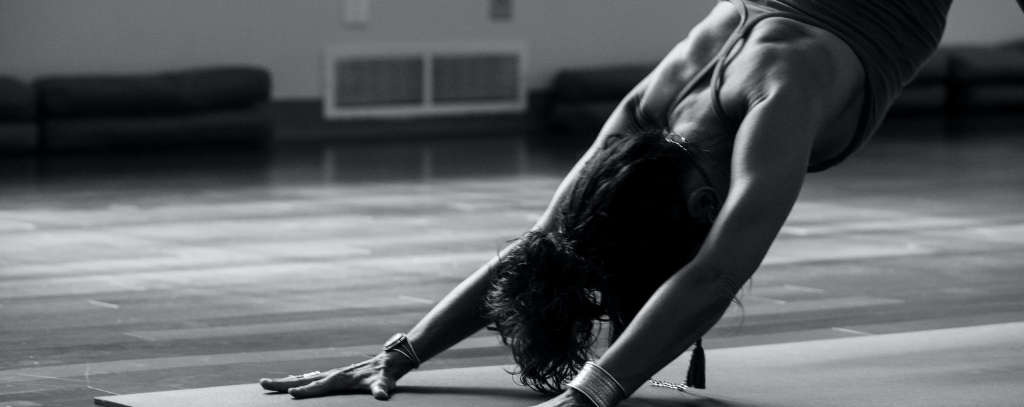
xmin=567 ymin=362 xmax=625 ymax=407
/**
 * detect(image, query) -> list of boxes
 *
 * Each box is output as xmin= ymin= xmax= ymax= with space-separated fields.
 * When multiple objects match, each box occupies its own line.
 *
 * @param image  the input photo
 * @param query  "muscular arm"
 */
xmin=405 ymin=246 xmax=507 ymax=361
xmin=262 ymin=77 xmax=653 ymax=399
xmin=596 ymin=92 xmax=816 ymax=394
xmin=408 ymin=120 xmax=632 ymax=359
xmin=406 ymin=130 xmax=619 ymax=361
xmin=592 ymin=48 xmax=838 ymax=395
xmin=408 ymin=83 xmax=657 ymax=360
xmin=409 ymin=82 xmax=661 ymax=357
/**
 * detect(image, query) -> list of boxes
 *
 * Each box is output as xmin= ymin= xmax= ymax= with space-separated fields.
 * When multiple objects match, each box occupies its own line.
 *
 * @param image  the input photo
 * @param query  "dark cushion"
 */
xmin=547 ymin=102 xmax=619 ymax=134
xmin=41 ymin=106 xmax=272 ymax=149
xmin=950 ymin=47 xmax=1024 ymax=84
xmin=550 ymin=65 xmax=654 ymax=103
xmin=999 ymin=38 xmax=1024 ymax=52
xmin=35 ymin=66 xmax=271 ymax=118
xmin=0 ymin=76 xmax=35 ymax=121
xmin=0 ymin=123 xmax=39 ymax=151
xmin=956 ymin=84 xmax=1024 ymax=112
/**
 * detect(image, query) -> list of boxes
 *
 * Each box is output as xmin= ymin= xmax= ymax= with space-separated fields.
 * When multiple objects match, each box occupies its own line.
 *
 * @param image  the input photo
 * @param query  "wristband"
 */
xmin=567 ymin=362 xmax=625 ymax=407
xmin=383 ymin=333 xmax=421 ymax=369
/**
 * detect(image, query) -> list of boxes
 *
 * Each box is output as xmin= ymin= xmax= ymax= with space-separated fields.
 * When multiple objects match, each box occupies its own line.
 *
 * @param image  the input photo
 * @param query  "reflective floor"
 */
xmin=2 ymin=122 xmax=1024 ymax=406
xmin=0 ymin=133 xmax=588 ymax=193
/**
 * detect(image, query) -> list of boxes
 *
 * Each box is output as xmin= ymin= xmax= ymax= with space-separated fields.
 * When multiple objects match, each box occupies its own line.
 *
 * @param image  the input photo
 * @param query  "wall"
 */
xmin=944 ymin=0 xmax=1024 ymax=45
xmin=0 ymin=0 xmax=710 ymax=99
xmin=1 ymin=0 xmax=1021 ymax=99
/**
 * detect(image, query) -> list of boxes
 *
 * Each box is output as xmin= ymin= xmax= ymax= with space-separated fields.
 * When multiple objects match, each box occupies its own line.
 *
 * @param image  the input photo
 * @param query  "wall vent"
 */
xmin=323 ymin=42 xmax=527 ymax=119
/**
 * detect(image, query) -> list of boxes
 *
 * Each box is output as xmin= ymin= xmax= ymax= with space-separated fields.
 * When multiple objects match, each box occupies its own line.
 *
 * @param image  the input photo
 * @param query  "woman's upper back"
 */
xmin=606 ymin=0 xmax=953 ymax=176
xmin=614 ymin=1 xmax=864 ymax=180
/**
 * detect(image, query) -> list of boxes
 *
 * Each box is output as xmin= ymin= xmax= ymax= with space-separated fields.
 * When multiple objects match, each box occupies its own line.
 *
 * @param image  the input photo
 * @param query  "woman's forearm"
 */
xmin=596 ymin=261 xmax=737 ymax=395
xmin=405 ymin=243 xmax=517 ymax=363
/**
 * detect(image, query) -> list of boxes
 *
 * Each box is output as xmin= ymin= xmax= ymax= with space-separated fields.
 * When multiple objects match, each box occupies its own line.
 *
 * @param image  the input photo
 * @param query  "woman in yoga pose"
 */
xmin=261 ymin=1 xmax=1024 ymax=406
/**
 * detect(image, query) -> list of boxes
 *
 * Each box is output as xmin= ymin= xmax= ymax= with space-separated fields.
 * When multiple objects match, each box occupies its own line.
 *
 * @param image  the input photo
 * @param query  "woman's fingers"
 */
xmin=287 ymin=379 xmax=331 ymax=399
xmin=288 ymin=371 xmax=357 ymax=399
xmin=370 ymin=375 xmax=395 ymax=400
xmin=258 ymin=374 xmax=321 ymax=393
xmin=259 ymin=358 xmax=399 ymax=400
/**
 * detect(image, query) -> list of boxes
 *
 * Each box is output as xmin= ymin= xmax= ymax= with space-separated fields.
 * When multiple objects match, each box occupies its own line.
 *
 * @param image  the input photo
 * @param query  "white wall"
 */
xmin=1 ymin=1 xmax=1021 ymax=99
xmin=0 ymin=0 xmax=710 ymax=99
xmin=944 ymin=0 xmax=1024 ymax=45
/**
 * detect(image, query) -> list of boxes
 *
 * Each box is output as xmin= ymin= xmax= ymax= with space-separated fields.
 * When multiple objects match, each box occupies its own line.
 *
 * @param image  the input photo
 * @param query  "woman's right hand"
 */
xmin=259 ymin=351 xmax=415 ymax=400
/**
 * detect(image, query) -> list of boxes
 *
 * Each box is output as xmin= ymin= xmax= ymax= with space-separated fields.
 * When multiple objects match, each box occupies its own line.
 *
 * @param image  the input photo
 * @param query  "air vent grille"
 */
xmin=433 ymin=54 xmax=519 ymax=103
xmin=324 ymin=43 xmax=527 ymax=119
xmin=332 ymin=58 xmax=423 ymax=107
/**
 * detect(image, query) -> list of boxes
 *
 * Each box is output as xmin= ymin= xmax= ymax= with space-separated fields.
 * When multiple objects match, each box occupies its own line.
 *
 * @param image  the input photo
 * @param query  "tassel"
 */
xmin=685 ymin=338 xmax=706 ymax=389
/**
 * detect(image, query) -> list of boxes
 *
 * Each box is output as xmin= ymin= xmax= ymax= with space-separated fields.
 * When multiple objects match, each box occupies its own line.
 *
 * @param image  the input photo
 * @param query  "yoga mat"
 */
xmin=96 ymin=322 xmax=1024 ymax=407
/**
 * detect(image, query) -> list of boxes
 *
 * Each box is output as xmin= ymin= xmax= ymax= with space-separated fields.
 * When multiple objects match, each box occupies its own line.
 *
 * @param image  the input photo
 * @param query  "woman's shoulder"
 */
xmin=744 ymin=17 xmax=863 ymax=86
xmin=718 ymin=18 xmax=865 ymax=121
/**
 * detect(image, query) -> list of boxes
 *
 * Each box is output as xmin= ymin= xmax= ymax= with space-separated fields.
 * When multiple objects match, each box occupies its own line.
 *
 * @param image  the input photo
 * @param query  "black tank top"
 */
xmin=674 ymin=0 xmax=953 ymax=172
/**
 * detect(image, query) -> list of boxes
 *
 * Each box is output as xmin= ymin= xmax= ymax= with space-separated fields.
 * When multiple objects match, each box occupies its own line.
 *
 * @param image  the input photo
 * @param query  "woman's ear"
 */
xmin=687 ymin=186 xmax=721 ymax=222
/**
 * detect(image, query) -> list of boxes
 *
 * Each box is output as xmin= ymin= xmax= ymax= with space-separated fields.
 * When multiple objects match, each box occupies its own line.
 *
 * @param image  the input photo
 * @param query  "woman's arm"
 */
xmin=259 ymin=89 xmax=650 ymax=399
xmin=405 ymin=245 xmax=512 ymax=361
xmin=404 ymin=87 xmax=660 ymax=363
xmin=550 ymin=40 xmax=853 ymax=404
xmin=259 ymin=246 xmax=512 ymax=399
xmin=595 ymin=87 xmax=816 ymax=394
xmin=405 ymin=87 xmax=660 ymax=362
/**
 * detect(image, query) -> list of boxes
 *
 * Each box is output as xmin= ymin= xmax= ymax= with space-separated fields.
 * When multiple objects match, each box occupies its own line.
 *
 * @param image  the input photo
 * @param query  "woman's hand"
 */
xmin=529 ymin=389 xmax=595 ymax=407
xmin=259 ymin=352 xmax=415 ymax=400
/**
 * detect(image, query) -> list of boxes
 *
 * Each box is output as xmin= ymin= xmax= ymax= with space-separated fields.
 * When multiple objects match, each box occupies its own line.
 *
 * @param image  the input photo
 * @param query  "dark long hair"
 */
xmin=485 ymin=129 xmax=716 ymax=393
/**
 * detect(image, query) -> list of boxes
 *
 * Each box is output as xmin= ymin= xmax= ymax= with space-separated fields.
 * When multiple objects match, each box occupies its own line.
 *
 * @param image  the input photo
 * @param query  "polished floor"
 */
xmin=2 ymin=123 xmax=1023 ymax=406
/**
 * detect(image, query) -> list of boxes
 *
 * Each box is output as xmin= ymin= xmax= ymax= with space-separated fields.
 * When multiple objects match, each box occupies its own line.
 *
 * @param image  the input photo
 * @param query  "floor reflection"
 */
xmin=319 ymin=135 xmax=530 ymax=183
xmin=4 ymin=123 xmax=1021 ymax=196
xmin=0 ymin=133 xmax=592 ymax=193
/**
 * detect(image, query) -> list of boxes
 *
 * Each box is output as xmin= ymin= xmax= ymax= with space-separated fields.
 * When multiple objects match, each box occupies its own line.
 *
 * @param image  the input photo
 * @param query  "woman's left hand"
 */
xmin=529 ymin=389 xmax=594 ymax=407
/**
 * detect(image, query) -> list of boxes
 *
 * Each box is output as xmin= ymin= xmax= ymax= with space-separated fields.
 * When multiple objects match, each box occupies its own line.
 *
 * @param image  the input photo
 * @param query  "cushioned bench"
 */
xmin=34 ymin=66 xmax=273 ymax=150
xmin=545 ymin=66 xmax=650 ymax=135
xmin=950 ymin=43 xmax=1024 ymax=114
xmin=0 ymin=75 xmax=38 ymax=152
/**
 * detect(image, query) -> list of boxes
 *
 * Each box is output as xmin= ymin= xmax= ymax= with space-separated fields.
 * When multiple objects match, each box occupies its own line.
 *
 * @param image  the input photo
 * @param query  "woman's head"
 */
xmin=485 ymin=129 xmax=721 ymax=393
